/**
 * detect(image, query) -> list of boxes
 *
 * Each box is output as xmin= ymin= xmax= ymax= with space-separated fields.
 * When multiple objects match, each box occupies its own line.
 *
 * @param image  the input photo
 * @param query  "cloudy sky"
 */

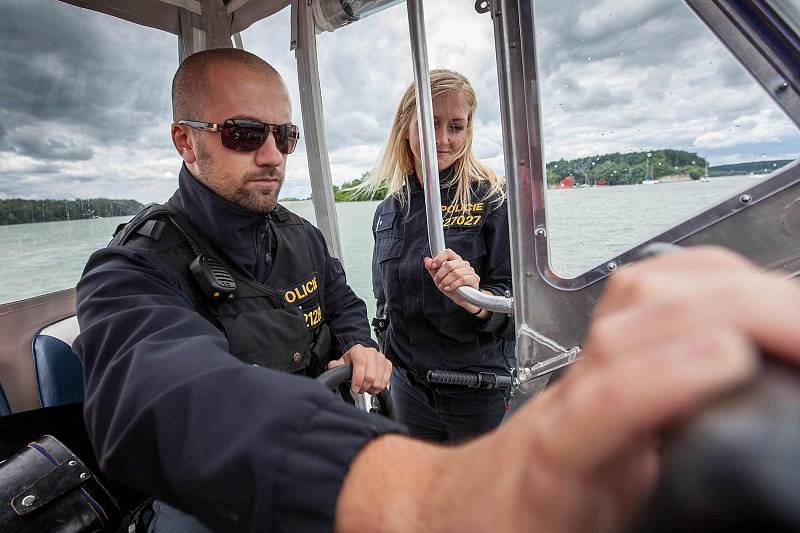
xmin=1 ymin=0 xmax=798 ymax=202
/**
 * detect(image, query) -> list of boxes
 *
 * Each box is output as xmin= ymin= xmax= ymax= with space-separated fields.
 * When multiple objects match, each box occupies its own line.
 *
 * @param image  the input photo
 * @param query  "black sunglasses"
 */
xmin=178 ymin=118 xmax=300 ymax=154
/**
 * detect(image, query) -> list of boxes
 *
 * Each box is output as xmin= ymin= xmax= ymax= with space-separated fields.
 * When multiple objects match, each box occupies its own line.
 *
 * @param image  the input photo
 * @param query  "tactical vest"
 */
xmin=111 ymin=203 xmax=332 ymax=376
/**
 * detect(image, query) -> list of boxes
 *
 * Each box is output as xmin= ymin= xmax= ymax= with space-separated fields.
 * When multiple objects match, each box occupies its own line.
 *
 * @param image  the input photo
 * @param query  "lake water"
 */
xmin=0 ymin=176 xmax=763 ymax=314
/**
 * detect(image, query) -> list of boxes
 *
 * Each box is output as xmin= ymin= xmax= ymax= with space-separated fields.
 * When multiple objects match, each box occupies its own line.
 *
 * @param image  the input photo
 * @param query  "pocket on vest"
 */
xmin=219 ymin=308 xmax=312 ymax=374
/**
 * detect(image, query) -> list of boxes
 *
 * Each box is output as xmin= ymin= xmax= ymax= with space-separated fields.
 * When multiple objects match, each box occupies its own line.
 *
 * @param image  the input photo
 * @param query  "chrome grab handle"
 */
xmin=406 ymin=0 xmax=514 ymax=315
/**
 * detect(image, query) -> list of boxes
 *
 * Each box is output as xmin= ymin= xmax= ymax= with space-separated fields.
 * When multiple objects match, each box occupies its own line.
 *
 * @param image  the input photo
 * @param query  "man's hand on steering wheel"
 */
xmin=328 ymin=345 xmax=392 ymax=395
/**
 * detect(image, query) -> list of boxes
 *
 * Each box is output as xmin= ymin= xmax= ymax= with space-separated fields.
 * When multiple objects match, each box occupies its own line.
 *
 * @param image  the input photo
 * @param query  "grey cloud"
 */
xmin=0 ymin=162 xmax=60 ymax=176
xmin=535 ymin=0 xmax=688 ymax=68
xmin=7 ymin=134 xmax=93 ymax=161
xmin=0 ymin=0 xmax=175 ymax=147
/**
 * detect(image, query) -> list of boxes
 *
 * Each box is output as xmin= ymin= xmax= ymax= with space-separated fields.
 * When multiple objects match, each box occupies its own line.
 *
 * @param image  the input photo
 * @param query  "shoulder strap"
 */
xmin=110 ymin=204 xmax=173 ymax=246
xmin=161 ymin=205 xmax=282 ymax=300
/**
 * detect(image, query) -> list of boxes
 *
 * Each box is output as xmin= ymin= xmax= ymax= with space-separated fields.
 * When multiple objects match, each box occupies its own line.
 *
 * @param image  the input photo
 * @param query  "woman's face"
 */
xmin=407 ymin=91 xmax=470 ymax=174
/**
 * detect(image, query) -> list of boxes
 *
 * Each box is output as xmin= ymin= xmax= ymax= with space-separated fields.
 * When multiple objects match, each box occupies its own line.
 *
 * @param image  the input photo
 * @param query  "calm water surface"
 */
xmin=0 ymin=176 xmax=762 ymax=315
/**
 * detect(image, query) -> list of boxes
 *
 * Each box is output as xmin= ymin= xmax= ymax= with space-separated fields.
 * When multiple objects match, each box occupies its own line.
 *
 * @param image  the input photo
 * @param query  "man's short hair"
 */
xmin=172 ymin=48 xmax=280 ymax=121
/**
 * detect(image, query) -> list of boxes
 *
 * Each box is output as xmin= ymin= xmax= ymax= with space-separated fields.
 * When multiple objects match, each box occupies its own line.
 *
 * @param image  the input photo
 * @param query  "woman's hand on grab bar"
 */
xmin=424 ymin=248 xmax=490 ymax=319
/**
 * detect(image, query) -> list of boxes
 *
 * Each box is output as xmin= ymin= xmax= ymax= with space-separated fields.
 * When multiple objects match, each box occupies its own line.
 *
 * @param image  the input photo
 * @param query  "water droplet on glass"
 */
xmin=646 ymin=152 xmax=652 ymax=157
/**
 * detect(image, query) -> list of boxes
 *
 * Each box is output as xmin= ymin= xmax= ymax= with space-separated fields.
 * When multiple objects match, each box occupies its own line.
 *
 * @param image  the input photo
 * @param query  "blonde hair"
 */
xmin=359 ymin=69 xmax=505 ymax=209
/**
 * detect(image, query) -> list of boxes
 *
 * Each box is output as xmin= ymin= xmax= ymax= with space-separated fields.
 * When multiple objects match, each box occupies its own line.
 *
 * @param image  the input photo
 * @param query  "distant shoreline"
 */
xmin=0 ymin=198 xmax=143 ymax=226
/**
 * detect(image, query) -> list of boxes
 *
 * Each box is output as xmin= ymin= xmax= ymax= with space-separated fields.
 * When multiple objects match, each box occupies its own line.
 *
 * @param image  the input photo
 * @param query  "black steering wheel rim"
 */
xmin=315 ymin=364 xmax=395 ymax=420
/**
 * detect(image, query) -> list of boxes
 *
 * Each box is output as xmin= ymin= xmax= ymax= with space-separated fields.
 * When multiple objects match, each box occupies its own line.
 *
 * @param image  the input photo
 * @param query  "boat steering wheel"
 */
xmin=315 ymin=364 xmax=396 ymax=420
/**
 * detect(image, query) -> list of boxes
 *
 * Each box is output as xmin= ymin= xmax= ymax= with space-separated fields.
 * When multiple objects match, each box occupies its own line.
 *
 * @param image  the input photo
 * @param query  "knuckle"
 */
xmin=609 ymin=268 xmax=659 ymax=303
xmin=584 ymin=317 xmax=618 ymax=356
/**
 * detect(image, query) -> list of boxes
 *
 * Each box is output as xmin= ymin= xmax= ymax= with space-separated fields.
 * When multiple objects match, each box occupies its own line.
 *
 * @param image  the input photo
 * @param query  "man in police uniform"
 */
xmin=75 ymin=49 xmax=800 ymax=533
xmin=75 ymin=49 xmax=395 ymax=530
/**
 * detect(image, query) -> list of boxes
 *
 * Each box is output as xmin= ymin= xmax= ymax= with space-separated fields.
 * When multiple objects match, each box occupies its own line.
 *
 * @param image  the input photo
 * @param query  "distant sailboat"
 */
xmin=642 ymin=159 xmax=659 ymax=185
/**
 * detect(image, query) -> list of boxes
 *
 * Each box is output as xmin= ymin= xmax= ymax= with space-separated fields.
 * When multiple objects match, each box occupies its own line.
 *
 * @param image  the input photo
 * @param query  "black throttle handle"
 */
xmin=634 ymin=359 xmax=800 ymax=531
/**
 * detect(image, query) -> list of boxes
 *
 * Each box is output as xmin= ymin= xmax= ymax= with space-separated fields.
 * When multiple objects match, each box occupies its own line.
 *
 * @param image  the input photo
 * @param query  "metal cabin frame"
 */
xmin=1 ymin=0 xmax=800 ymax=412
xmin=403 ymin=0 xmax=800 ymax=394
xmin=490 ymin=0 xmax=800 ymax=396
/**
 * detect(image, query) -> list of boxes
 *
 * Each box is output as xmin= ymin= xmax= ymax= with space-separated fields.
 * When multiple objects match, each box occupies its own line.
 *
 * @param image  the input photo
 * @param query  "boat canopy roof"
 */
xmin=59 ymin=0 xmax=290 ymax=36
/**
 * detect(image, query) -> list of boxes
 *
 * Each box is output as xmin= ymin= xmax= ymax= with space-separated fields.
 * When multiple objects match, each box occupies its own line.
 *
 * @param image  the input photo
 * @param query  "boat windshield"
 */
xmin=0 ymin=1 xmax=502 ymax=313
xmin=0 ymin=0 xmax=178 ymax=303
xmin=534 ymin=0 xmax=800 ymax=280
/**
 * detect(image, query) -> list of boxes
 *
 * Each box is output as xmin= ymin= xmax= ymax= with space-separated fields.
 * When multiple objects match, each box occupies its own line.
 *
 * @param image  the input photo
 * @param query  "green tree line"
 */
xmin=709 ymin=159 xmax=792 ymax=176
xmin=0 ymin=198 xmax=144 ymax=226
xmin=332 ymin=173 xmax=387 ymax=202
xmin=546 ymin=149 xmax=708 ymax=186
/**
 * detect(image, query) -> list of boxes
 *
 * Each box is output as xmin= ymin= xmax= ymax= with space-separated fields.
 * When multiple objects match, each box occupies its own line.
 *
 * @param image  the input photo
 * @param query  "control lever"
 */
xmin=634 ymin=358 xmax=800 ymax=531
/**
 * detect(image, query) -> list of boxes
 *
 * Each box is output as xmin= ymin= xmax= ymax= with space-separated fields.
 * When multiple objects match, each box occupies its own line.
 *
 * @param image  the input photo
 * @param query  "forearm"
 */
xmin=335 ymin=426 xmax=536 ymax=533
xmin=335 ymin=435 xmax=477 ymax=533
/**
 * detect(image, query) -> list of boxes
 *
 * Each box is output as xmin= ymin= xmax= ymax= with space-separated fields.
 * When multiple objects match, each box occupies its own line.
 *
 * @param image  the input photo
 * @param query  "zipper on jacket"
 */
xmin=263 ymin=213 xmax=273 ymax=266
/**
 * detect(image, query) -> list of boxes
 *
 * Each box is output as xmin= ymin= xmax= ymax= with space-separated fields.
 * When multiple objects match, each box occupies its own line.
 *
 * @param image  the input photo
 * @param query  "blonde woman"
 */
xmin=365 ymin=69 xmax=514 ymax=442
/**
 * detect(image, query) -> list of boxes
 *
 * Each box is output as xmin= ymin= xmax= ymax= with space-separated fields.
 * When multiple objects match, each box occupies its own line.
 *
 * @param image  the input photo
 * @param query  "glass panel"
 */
xmin=324 ymin=4 xmax=501 ymax=318
xmin=242 ymin=7 xmax=312 ymax=209
xmin=0 ymin=0 xmax=178 ymax=303
xmin=535 ymin=0 xmax=800 ymax=279
xmin=244 ymin=4 xmax=503 ymax=318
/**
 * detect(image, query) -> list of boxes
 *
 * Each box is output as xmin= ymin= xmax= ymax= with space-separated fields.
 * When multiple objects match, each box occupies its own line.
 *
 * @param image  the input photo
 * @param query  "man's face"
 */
xmin=189 ymin=63 xmax=292 ymax=214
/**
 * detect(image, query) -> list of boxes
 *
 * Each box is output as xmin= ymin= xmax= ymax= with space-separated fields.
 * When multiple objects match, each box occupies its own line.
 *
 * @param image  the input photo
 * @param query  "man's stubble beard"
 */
xmin=238 ymin=168 xmax=284 ymax=215
xmin=195 ymin=139 xmax=284 ymax=215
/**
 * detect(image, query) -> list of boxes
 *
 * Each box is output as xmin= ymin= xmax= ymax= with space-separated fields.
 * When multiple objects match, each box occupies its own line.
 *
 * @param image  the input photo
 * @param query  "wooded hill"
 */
xmin=546 ymin=149 xmax=708 ymax=186
xmin=0 ymin=198 xmax=143 ymax=226
xmin=708 ymin=159 xmax=792 ymax=176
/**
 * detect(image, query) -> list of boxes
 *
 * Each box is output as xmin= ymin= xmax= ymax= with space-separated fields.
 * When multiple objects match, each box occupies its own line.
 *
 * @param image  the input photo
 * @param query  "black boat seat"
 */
xmin=32 ymin=316 xmax=84 ymax=407
xmin=26 ymin=317 xmax=207 ymax=530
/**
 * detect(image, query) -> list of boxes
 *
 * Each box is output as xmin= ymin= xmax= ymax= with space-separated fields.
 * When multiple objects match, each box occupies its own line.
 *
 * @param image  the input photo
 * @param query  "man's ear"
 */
xmin=171 ymin=123 xmax=197 ymax=164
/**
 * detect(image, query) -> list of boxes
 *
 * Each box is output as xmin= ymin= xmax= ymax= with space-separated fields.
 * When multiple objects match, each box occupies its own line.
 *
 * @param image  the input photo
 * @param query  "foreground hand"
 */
xmin=424 ymin=249 xmax=481 ymax=312
xmin=328 ymin=345 xmax=392 ymax=395
xmin=337 ymin=246 xmax=800 ymax=533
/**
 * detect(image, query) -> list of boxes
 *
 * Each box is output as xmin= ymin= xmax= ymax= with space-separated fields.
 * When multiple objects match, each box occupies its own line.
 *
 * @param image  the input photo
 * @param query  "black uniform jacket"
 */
xmin=372 ymin=174 xmax=514 ymax=380
xmin=73 ymin=166 xmax=400 ymax=532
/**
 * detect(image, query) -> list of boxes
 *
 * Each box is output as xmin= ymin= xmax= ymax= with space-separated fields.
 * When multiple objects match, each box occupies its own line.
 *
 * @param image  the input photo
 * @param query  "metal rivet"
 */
xmin=775 ymin=81 xmax=789 ymax=93
xmin=510 ymin=42 xmax=517 ymax=48
xmin=526 ymin=271 xmax=533 ymax=278
xmin=606 ymin=261 xmax=618 ymax=272
xmin=80 ymin=473 xmax=89 ymax=480
xmin=518 ymin=160 xmax=526 ymax=166
xmin=534 ymin=227 xmax=547 ymax=237
xmin=475 ymin=0 xmax=491 ymax=14
xmin=68 ymin=460 xmax=77 ymax=466
xmin=21 ymin=495 xmax=36 ymax=507
xmin=293 ymin=352 xmax=303 ymax=363
xmin=739 ymin=194 xmax=753 ymax=205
